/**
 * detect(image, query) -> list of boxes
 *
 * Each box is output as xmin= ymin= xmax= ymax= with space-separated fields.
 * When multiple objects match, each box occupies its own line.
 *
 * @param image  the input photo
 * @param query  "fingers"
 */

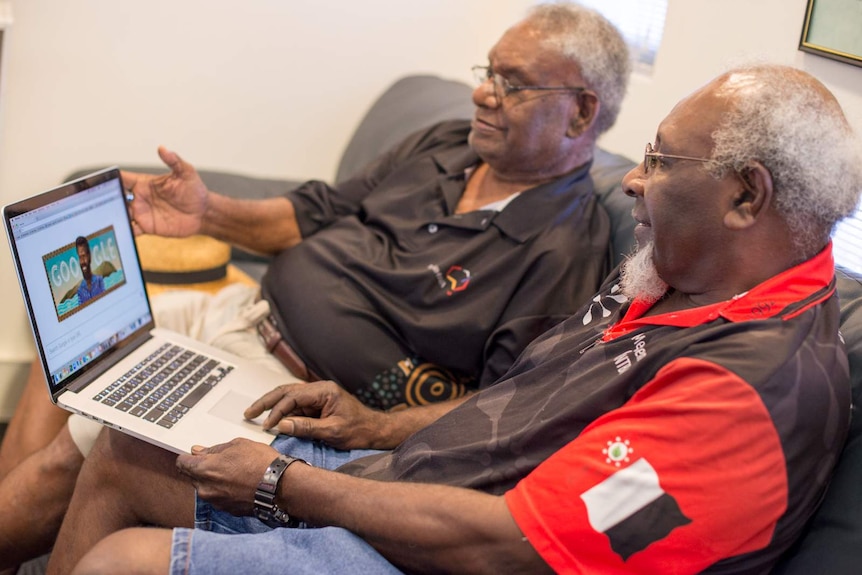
xmin=120 ymin=170 xmax=141 ymax=190
xmin=175 ymin=450 xmax=201 ymax=478
xmin=244 ymin=381 xmax=353 ymax=441
xmin=243 ymin=384 xmax=296 ymax=420
xmin=274 ymin=416 xmax=328 ymax=442
xmin=157 ymin=145 xmax=186 ymax=176
xmin=175 ymin=439 xmax=250 ymax=476
xmin=244 ymin=383 xmax=322 ymax=427
xmin=273 ymin=415 xmax=351 ymax=450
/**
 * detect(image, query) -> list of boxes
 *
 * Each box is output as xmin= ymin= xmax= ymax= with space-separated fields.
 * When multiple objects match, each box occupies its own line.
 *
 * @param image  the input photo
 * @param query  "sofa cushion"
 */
xmin=335 ymin=75 xmax=477 ymax=184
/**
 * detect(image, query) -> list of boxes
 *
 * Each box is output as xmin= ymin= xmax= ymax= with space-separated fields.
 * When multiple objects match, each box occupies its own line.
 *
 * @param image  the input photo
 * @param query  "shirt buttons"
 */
xmin=427 ymin=224 xmax=439 ymax=234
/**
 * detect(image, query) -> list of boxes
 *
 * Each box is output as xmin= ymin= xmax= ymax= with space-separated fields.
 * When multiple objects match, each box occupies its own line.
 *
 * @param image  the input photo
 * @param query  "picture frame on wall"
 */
xmin=799 ymin=0 xmax=862 ymax=67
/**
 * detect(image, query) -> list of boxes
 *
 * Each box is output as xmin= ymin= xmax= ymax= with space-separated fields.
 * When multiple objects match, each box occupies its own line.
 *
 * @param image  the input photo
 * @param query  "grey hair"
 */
xmin=707 ymin=64 xmax=862 ymax=255
xmin=527 ymin=2 xmax=631 ymax=136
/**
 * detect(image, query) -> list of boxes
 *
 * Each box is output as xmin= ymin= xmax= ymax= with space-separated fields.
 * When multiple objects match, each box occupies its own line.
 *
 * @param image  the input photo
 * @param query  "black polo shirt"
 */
xmin=262 ymin=120 xmax=611 ymax=406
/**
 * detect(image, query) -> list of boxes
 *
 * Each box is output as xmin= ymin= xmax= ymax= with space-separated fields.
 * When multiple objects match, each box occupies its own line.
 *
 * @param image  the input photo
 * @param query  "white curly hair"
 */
xmin=707 ymin=64 xmax=862 ymax=255
xmin=527 ymin=2 xmax=631 ymax=137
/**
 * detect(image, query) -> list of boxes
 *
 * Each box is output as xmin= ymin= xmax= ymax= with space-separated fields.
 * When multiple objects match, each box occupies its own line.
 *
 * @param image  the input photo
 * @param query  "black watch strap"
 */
xmin=253 ymin=454 xmax=310 ymax=527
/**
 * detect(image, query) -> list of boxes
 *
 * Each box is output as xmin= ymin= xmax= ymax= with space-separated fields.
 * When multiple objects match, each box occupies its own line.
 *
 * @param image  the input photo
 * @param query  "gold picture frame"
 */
xmin=799 ymin=0 xmax=862 ymax=67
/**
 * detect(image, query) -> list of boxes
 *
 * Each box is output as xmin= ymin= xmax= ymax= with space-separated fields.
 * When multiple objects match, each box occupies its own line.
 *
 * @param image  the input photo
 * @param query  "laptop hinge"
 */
xmin=65 ymin=331 xmax=154 ymax=394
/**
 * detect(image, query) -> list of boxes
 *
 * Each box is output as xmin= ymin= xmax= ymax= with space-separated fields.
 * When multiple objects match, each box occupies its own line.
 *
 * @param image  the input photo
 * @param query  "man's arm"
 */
xmin=176 ymin=439 xmax=552 ymax=575
xmin=123 ymin=146 xmax=303 ymax=255
xmin=125 ymin=124 xmax=457 ymax=255
xmin=198 ymin=193 xmax=302 ymax=255
xmin=244 ymin=380 xmax=471 ymax=450
xmin=289 ymin=459 xmax=551 ymax=574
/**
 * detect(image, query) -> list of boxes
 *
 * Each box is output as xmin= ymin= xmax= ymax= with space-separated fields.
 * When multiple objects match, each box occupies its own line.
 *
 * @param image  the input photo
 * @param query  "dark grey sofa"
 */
xmin=63 ymin=74 xmax=862 ymax=573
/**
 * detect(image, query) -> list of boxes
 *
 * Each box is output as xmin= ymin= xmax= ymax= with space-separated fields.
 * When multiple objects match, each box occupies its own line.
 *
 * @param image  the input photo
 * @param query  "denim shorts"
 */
xmin=170 ymin=436 xmax=402 ymax=575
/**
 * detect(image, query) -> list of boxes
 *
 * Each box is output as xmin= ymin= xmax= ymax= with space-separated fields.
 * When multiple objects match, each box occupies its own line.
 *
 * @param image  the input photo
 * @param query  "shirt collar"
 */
xmin=604 ymin=243 xmax=836 ymax=340
xmin=432 ymin=148 xmax=596 ymax=244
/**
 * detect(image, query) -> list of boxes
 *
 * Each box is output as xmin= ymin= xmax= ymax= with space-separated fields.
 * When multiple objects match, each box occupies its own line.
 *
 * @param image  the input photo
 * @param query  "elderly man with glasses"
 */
xmin=0 ymin=3 xmax=633 ymax=571
xmin=49 ymin=63 xmax=862 ymax=575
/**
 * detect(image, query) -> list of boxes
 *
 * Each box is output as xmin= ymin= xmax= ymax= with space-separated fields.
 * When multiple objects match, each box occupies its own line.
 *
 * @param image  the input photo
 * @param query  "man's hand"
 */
xmin=121 ymin=146 xmax=209 ymax=237
xmin=176 ymin=438 xmax=278 ymax=517
xmin=244 ymin=380 xmax=390 ymax=450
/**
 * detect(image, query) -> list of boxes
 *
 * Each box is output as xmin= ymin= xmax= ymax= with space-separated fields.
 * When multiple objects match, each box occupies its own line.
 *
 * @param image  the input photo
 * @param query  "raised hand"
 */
xmin=121 ymin=146 xmax=209 ymax=237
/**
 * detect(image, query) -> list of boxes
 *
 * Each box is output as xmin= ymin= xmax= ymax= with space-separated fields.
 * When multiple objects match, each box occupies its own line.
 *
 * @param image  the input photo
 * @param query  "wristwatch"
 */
xmin=253 ymin=454 xmax=310 ymax=527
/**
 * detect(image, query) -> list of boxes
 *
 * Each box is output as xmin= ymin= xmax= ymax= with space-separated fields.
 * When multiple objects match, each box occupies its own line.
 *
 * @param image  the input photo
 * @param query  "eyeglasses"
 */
xmin=472 ymin=65 xmax=586 ymax=101
xmin=644 ymin=142 xmax=714 ymax=174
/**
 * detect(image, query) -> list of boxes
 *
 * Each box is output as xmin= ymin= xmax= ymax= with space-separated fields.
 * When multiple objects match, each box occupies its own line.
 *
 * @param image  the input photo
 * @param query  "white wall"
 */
xmin=0 ymin=0 xmax=860 ymax=416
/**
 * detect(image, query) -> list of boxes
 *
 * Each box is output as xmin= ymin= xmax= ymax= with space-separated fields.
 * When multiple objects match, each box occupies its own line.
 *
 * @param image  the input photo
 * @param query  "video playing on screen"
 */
xmin=42 ymin=226 xmax=127 ymax=321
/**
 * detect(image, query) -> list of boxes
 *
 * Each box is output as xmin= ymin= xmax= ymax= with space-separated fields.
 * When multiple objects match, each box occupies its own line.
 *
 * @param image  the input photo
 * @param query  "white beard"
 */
xmin=620 ymin=241 xmax=668 ymax=304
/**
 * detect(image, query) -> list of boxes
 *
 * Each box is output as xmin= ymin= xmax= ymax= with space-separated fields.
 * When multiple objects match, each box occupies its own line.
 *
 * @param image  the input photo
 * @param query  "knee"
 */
xmin=78 ymin=428 xmax=174 ymax=494
xmin=65 ymin=428 xmax=139 ymax=499
xmin=37 ymin=424 xmax=86 ymax=475
xmin=71 ymin=533 xmax=128 ymax=575
xmin=78 ymin=428 xmax=139 ymax=483
xmin=72 ymin=528 xmax=171 ymax=575
xmin=71 ymin=529 xmax=144 ymax=575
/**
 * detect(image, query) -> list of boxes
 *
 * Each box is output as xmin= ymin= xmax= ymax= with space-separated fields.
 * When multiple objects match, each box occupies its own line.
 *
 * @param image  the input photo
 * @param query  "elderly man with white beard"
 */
xmin=50 ymin=63 xmax=862 ymax=575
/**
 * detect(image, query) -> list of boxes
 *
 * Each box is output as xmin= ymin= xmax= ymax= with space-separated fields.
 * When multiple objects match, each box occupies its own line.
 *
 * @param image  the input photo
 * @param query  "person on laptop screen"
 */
xmin=74 ymin=235 xmax=106 ymax=305
xmin=0 ymin=4 xmax=632 ymax=569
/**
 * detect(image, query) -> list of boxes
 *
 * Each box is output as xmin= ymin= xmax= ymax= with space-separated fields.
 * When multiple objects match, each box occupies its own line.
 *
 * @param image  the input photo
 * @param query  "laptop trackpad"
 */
xmin=208 ymin=391 xmax=267 ymax=428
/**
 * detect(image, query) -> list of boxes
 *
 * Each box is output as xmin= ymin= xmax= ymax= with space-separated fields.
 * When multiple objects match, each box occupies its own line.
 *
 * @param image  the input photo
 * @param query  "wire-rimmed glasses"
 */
xmin=644 ymin=142 xmax=714 ymax=174
xmin=472 ymin=65 xmax=586 ymax=101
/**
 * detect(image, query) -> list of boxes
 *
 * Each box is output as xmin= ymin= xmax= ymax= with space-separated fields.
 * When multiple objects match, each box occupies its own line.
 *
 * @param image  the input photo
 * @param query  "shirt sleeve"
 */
xmin=505 ymin=357 xmax=788 ymax=574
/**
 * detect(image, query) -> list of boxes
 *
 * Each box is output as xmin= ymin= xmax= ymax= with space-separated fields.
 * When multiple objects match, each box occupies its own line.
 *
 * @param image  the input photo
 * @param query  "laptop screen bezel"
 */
xmin=3 ymin=167 xmax=157 ymax=401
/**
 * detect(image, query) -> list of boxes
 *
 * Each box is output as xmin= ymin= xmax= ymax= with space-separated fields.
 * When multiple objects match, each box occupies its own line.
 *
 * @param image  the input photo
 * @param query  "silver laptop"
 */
xmin=3 ymin=167 xmax=281 ymax=454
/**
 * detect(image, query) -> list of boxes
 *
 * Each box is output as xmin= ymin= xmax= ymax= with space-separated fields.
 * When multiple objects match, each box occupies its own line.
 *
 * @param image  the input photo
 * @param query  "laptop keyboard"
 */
xmin=94 ymin=343 xmax=234 ymax=429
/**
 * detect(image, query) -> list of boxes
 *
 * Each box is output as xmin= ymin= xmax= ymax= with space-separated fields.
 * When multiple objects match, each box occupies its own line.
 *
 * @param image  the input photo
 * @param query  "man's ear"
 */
xmin=566 ymin=91 xmax=599 ymax=138
xmin=725 ymin=161 xmax=774 ymax=230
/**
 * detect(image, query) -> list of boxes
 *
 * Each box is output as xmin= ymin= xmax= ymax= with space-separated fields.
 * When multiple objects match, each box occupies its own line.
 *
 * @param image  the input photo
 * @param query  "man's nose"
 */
xmin=472 ymin=81 xmax=500 ymax=108
xmin=622 ymin=164 xmax=646 ymax=198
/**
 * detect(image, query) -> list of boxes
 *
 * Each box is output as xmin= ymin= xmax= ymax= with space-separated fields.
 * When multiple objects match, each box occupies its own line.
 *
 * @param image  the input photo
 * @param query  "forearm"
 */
xmin=282 ymin=465 xmax=550 ymax=574
xmin=200 ymin=193 xmax=302 ymax=255
xmin=376 ymin=394 xmax=473 ymax=449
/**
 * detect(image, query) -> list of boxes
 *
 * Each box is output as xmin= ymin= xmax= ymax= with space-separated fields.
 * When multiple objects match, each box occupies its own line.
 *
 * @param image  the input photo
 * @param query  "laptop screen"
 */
xmin=4 ymin=168 xmax=154 ymax=396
